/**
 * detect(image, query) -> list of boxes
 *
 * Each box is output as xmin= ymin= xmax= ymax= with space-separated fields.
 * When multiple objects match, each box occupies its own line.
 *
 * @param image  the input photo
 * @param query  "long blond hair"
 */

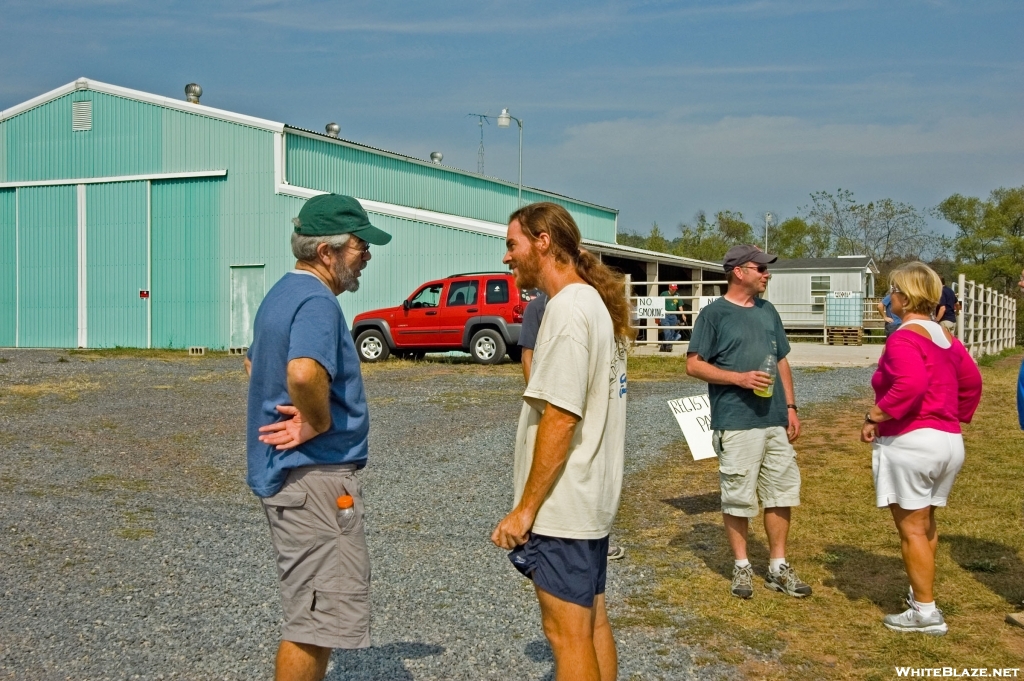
xmin=509 ymin=202 xmax=635 ymax=344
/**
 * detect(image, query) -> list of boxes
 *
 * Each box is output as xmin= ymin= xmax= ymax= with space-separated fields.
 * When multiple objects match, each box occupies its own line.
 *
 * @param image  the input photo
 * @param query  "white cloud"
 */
xmin=526 ymin=112 xmax=1024 ymax=231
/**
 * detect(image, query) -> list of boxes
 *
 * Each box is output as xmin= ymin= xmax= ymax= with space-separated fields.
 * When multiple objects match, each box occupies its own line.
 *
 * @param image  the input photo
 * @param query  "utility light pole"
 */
xmin=764 ymin=212 xmax=773 ymax=252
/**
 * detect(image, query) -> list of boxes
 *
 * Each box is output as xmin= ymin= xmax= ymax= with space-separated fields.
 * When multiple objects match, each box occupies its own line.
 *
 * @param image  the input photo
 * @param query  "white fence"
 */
xmin=625 ymin=274 xmax=1018 ymax=357
xmin=956 ymin=274 xmax=1017 ymax=357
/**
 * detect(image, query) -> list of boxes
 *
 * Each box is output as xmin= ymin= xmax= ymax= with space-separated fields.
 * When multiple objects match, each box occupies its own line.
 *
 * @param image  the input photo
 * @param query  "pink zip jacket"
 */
xmin=871 ymin=326 xmax=983 ymax=437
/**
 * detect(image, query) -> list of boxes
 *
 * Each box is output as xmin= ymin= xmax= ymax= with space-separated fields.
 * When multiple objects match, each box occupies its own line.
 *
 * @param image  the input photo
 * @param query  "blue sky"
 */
xmin=2 ymin=0 xmax=1022 ymax=238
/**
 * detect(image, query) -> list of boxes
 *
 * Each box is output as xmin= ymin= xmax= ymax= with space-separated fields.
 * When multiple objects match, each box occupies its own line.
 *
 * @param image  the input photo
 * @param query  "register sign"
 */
xmin=667 ymin=394 xmax=716 ymax=461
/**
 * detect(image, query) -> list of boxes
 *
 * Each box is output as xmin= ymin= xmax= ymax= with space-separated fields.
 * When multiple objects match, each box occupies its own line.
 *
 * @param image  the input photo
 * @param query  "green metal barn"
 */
xmin=0 ymin=78 xmax=716 ymax=350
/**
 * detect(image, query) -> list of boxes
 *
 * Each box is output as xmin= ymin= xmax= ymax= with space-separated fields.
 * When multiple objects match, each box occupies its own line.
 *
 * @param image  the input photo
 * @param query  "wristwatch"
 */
xmin=787 ymin=404 xmax=798 ymax=412
xmin=864 ymin=412 xmax=877 ymax=424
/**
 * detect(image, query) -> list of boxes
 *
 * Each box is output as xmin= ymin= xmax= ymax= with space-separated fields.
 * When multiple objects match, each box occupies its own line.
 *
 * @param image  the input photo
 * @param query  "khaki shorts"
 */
xmin=262 ymin=464 xmax=370 ymax=649
xmin=939 ymin=320 xmax=956 ymax=333
xmin=713 ymin=427 xmax=801 ymax=518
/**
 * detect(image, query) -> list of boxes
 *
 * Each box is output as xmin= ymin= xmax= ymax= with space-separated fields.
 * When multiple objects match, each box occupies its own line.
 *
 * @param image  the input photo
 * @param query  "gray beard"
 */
xmin=334 ymin=260 xmax=360 ymax=293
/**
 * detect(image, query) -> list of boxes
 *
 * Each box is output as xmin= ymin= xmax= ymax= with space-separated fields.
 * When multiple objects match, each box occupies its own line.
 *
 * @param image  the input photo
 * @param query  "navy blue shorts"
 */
xmin=508 ymin=533 xmax=609 ymax=608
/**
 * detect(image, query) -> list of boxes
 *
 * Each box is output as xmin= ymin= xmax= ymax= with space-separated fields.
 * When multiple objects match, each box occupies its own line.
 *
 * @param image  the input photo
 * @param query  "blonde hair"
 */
xmin=509 ymin=202 xmax=636 ymax=345
xmin=889 ymin=261 xmax=942 ymax=316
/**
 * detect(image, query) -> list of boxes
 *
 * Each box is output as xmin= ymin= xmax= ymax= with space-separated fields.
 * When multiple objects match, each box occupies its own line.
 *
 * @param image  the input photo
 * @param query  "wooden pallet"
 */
xmin=827 ymin=327 xmax=863 ymax=346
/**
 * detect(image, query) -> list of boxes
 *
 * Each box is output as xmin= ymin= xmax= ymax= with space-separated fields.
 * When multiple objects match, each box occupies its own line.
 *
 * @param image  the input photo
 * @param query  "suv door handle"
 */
xmin=426 ymin=311 xmax=437 ymax=316
xmin=467 ymin=308 xmax=478 ymax=313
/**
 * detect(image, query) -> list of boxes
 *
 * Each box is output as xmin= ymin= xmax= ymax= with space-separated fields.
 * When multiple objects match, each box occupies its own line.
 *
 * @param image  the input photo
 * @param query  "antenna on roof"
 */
xmin=467 ymin=113 xmax=490 ymax=174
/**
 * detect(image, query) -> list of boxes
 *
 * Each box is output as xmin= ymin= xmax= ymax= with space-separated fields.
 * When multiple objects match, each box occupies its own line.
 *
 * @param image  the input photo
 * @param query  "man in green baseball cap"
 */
xmin=244 ymin=193 xmax=390 ymax=681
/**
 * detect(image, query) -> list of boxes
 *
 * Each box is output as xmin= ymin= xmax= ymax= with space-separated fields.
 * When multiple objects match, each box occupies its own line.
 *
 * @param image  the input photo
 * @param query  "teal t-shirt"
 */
xmin=688 ymin=297 xmax=791 ymax=431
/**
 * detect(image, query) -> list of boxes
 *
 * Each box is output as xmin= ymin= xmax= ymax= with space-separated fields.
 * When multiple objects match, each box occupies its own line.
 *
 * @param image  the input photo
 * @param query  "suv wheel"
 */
xmin=356 ymin=329 xmax=391 ymax=362
xmin=470 ymin=329 xmax=506 ymax=365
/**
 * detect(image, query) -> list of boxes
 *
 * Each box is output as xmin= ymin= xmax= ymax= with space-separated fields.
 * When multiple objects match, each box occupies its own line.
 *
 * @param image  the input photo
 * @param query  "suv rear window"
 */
xmin=485 ymin=279 xmax=509 ymax=304
xmin=446 ymin=280 xmax=478 ymax=306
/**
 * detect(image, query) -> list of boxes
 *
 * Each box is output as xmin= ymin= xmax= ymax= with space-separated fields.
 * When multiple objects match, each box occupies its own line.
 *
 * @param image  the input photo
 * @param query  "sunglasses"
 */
xmin=889 ymin=284 xmax=901 ymax=294
xmin=739 ymin=263 xmax=769 ymax=274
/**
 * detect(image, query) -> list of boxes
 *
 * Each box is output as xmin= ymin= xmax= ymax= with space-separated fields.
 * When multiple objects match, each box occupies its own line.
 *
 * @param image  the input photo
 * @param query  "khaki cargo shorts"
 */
xmin=713 ymin=427 xmax=801 ymax=518
xmin=261 ymin=464 xmax=370 ymax=649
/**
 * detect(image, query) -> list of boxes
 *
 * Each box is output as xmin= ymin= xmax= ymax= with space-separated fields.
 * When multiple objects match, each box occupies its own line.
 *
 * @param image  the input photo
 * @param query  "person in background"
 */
xmin=936 ymin=277 xmax=958 ymax=334
xmin=862 ymin=261 xmax=982 ymax=636
xmin=659 ymin=283 xmax=682 ymax=352
xmin=1009 ymin=268 xmax=1024 ymax=630
xmin=518 ymin=291 xmax=547 ymax=383
xmin=245 ymin=194 xmax=392 ymax=681
xmin=686 ymin=245 xmax=809 ymax=601
xmin=517 ymin=287 xmax=626 ymax=562
xmin=878 ymin=289 xmax=902 ymax=337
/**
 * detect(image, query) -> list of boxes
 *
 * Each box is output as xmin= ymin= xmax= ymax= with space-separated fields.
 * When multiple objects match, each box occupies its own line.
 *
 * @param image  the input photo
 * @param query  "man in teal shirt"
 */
xmin=686 ymin=245 xmax=811 ymax=601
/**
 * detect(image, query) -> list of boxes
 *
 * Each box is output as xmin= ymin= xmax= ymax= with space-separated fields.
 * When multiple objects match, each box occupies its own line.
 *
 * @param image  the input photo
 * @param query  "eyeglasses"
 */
xmin=344 ymin=239 xmax=370 ymax=254
xmin=739 ymin=264 xmax=769 ymax=274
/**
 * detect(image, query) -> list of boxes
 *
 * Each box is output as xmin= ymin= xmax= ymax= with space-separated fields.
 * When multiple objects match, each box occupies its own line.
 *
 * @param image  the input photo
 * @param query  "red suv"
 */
xmin=351 ymin=272 xmax=526 ymax=364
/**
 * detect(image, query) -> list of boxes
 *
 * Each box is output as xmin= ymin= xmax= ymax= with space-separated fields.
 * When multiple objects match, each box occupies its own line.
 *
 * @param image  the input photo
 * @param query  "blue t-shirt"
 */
xmin=518 ymin=293 xmax=548 ymax=349
xmin=881 ymin=294 xmax=902 ymax=325
xmin=246 ymin=271 xmax=369 ymax=498
xmin=937 ymin=286 xmax=957 ymax=323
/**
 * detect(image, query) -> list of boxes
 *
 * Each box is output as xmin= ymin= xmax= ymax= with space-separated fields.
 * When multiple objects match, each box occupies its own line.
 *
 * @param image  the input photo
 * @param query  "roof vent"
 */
xmin=325 ymin=122 xmax=340 ymax=137
xmin=185 ymin=83 xmax=203 ymax=104
xmin=72 ymin=101 xmax=92 ymax=132
xmin=430 ymin=152 xmax=443 ymax=164
xmin=74 ymin=78 xmax=89 ymax=91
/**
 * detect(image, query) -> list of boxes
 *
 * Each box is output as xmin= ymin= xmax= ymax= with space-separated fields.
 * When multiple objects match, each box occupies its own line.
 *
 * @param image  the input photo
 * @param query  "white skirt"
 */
xmin=872 ymin=428 xmax=965 ymax=509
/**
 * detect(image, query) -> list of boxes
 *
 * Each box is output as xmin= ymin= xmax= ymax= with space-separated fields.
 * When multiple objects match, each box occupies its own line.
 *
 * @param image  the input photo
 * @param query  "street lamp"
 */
xmin=764 ymin=212 xmax=773 ymax=252
xmin=496 ymin=108 xmax=523 ymax=206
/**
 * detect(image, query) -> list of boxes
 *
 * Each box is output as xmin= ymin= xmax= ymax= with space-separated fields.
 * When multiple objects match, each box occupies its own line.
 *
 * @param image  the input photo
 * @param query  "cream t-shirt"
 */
xmin=513 ymin=283 xmax=628 ymax=540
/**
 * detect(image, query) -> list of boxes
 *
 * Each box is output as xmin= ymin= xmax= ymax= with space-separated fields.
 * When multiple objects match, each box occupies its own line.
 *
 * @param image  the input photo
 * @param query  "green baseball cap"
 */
xmin=294 ymin=194 xmax=392 ymax=245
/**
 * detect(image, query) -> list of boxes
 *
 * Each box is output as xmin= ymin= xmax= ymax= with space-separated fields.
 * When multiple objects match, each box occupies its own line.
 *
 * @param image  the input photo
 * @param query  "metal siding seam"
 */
xmin=77 ymin=184 xmax=87 ymax=347
xmin=147 ymin=180 xmax=152 ymax=349
xmin=14 ymin=188 xmax=18 ymax=347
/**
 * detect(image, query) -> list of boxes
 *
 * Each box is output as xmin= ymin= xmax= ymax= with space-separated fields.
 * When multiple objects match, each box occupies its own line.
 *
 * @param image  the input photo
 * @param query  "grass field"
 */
xmin=616 ymin=352 xmax=1024 ymax=680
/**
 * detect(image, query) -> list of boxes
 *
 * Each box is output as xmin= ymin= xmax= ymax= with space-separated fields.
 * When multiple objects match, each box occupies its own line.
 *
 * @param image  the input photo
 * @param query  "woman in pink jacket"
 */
xmin=861 ymin=261 xmax=982 ymax=636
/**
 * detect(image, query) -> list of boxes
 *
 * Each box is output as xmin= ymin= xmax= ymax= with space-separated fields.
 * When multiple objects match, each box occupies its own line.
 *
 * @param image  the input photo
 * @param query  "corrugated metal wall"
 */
xmin=341 ymin=212 xmax=508 ymax=320
xmin=18 ymin=185 xmax=77 ymax=347
xmin=0 ymin=86 xmax=621 ymax=349
xmin=0 ymin=190 xmax=15 ymax=345
xmin=86 ymin=181 xmax=148 ymax=347
xmin=151 ymin=177 xmax=222 ymax=348
xmin=284 ymin=132 xmax=617 ymax=243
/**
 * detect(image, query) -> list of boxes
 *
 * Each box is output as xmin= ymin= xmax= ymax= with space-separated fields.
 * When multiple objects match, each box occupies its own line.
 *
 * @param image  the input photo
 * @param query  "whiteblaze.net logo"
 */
xmin=895 ymin=668 xmax=1020 ymax=678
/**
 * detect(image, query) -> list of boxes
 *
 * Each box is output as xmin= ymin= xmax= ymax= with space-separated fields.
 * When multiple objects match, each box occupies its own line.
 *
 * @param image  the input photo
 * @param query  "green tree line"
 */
xmin=618 ymin=186 xmax=1024 ymax=338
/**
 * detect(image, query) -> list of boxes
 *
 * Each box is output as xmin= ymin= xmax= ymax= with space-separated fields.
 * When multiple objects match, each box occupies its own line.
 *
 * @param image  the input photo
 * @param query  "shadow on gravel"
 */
xmin=945 ymin=534 xmax=1024 ymax=606
xmin=821 ymin=544 xmax=906 ymax=609
xmin=525 ymin=639 xmax=554 ymax=680
xmin=662 ymin=492 xmax=720 ymax=515
xmin=671 ymin=522 xmax=769 ymax=581
xmin=325 ymin=642 xmax=444 ymax=680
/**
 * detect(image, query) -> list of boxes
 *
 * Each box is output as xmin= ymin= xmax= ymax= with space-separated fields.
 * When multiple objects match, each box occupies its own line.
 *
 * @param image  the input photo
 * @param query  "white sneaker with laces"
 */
xmin=883 ymin=606 xmax=947 ymax=636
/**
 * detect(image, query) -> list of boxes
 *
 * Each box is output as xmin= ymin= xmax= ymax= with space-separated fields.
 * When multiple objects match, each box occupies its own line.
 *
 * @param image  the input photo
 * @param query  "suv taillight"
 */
xmin=512 ymin=304 xmax=524 ymax=323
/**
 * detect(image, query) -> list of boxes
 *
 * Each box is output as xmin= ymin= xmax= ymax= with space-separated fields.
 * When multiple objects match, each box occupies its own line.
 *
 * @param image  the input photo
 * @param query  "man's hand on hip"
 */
xmin=258 ymin=404 xmax=323 ymax=450
xmin=491 ymin=507 xmax=536 ymax=550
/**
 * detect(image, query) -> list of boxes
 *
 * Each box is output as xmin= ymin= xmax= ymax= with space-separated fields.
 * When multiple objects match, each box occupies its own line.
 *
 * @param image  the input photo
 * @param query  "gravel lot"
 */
xmin=0 ymin=349 xmax=874 ymax=680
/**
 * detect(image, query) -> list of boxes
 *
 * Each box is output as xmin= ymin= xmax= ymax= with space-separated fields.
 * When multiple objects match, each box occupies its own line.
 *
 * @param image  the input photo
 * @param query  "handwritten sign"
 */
xmin=667 ymin=394 xmax=716 ymax=460
xmin=698 ymin=296 xmax=720 ymax=312
xmin=635 ymin=296 xmax=666 ymax=319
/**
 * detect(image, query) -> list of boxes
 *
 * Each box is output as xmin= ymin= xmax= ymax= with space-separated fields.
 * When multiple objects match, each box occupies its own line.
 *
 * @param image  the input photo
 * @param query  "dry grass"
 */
xmin=615 ymin=353 xmax=1024 ymax=680
xmin=1 ymin=379 xmax=101 ymax=399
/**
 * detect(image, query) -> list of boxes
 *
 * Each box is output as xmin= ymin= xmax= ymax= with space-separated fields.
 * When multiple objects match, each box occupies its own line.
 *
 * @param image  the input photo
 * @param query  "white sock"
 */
xmin=916 ymin=600 xmax=937 ymax=616
xmin=770 ymin=558 xmax=786 ymax=574
xmin=735 ymin=559 xmax=750 ymax=569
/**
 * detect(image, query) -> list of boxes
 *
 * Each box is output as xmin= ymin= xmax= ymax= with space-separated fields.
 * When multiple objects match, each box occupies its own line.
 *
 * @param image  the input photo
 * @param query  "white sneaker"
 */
xmin=883 ymin=606 xmax=947 ymax=636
